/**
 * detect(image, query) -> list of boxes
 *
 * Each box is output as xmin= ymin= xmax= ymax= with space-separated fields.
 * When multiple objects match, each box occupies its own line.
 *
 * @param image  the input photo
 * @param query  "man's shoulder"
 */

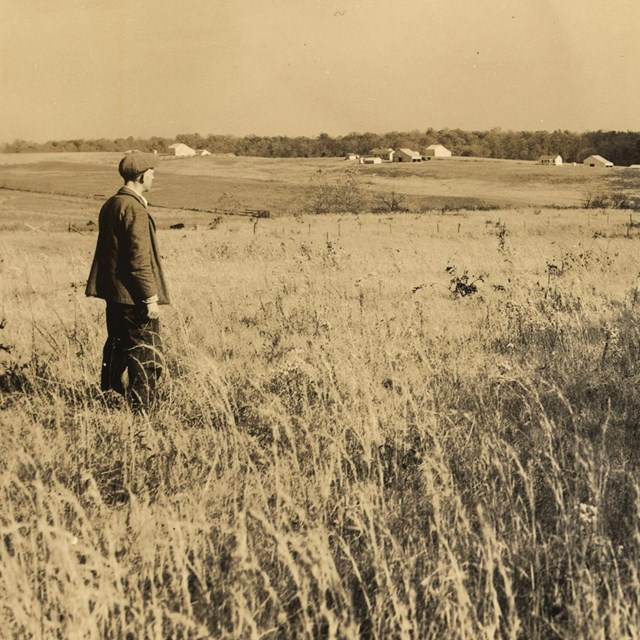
xmin=115 ymin=188 xmax=146 ymax=205
xmin=103 ymin=189 xmax=146 ymax=212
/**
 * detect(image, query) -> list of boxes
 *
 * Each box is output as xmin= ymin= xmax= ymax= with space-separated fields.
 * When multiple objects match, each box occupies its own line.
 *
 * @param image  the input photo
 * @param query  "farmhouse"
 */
xmin=539 ymin=154 xmax=562 ymax=165
xmin=168 ymin=143 xmax=196 ymax=157
xmin=583 ymin=155 xmax=613 ymax=168
xmin=371 ymin=147 xmax=395 ymax=161
xmin=424 ymin=144 xmax=452 ymax=158
xmin=394 ymin=148 xmax=422 ymax=162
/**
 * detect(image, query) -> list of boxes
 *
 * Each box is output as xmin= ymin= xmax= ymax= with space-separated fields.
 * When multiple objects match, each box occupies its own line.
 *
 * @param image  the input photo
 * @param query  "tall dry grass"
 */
xmin=2 ymin=208 xmax=640 ymax=638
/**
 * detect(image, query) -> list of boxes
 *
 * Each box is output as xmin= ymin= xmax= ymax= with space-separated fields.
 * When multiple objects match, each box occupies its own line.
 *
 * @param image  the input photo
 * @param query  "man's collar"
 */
xmin=119 ymin=186 xmax=148 ymax=208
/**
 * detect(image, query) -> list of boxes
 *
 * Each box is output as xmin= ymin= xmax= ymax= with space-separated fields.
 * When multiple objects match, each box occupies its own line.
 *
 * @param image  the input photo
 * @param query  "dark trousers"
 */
xmin=101 ymin=302 xmax=164 ymax=411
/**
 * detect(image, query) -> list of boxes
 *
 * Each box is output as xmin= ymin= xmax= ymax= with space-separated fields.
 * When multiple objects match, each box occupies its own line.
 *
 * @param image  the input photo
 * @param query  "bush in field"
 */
xmin=216 ymin=191 xmax=243 ymax=215
xmin=583 ymin=189 xmax=635 ymax=209
xmin=305 ymin=168 xmax=368 ymax=214
xmin=375 ymin=190 xmax=407 ymax=213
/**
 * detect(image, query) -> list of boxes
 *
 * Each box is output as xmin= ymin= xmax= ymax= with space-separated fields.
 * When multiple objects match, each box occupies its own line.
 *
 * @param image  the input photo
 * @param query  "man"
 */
xmin=86 ymin=151 xmax=170 ymax=411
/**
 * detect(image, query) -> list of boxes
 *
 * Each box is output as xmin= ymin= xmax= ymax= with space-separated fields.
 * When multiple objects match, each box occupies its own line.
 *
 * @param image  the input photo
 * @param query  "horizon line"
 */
xmin=4 ymin=126 xmax=640 ymax=147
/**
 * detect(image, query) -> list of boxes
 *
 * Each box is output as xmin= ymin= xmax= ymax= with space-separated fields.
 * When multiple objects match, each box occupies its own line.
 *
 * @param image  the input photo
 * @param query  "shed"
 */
xmin=424 ymin=144 xmax=452 ymax=158
xmin=345 ymin=153 xmax=360 ymax=161
xmin=371 ymin=147 xmax=395 ymax=161
xmin=196 ymin=149 xmax=212 ymax=156
xmin=168 ymin=143 xmax=196 ymax=157
xmin=539 ymin=154 xmax=562 ymax=165
xmin=394 ymin=148 xmax=422 ymax=162
xmin=360 ymin=157 xmax=382 ymax=164
xmin=583 ymin=155 xmax=613 ymax=168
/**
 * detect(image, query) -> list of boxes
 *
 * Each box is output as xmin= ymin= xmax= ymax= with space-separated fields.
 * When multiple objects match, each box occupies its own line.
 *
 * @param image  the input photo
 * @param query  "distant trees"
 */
xmin=4 ymin=129 xmax=640 ymax=165
xmin=175 ymin=133 xmax=205 ymax=151
xmin=1 ymin=136 xmax=172 ymax=154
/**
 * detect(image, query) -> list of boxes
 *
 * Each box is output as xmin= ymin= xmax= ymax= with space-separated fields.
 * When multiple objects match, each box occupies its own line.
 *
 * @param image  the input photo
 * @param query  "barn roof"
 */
xmin=397 ymin=148 xmax=421 ymax=157
xmin=586 ymin=155 xmax=612 ymax=163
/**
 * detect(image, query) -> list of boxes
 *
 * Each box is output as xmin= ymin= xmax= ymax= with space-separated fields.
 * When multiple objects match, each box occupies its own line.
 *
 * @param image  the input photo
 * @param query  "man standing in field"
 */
xmin=86 ymin=151 xmax=170 ymax=412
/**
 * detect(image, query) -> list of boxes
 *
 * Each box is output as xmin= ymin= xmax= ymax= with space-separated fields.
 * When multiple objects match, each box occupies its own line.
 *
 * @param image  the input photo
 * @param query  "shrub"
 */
xmin=305 ymin=168 xmax=368 ymax=214
xmin=583 ymin=189 xmax=634 ymax=209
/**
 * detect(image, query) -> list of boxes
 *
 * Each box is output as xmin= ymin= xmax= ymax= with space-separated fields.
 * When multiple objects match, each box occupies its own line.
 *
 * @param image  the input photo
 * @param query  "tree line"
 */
xmin=4 ymin=128 xmax=640 ymax=166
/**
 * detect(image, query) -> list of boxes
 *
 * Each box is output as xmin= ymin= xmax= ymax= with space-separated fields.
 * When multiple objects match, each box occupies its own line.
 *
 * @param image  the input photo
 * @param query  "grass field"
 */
xmin=1 ymin=152 xmax=635 ymax=218
xmin=3 ymin=156 xmax=640 ymax=637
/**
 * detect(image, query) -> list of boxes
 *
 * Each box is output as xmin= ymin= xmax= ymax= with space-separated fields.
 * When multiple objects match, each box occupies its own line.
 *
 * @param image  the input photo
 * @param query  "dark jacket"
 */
xmin=86 ymin=187 xmax=170 ymax=305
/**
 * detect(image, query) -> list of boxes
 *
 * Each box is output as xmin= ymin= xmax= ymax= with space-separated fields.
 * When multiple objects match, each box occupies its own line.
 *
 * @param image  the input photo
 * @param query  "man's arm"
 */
xmin=122 ymin=203 xmax=158 ymax=305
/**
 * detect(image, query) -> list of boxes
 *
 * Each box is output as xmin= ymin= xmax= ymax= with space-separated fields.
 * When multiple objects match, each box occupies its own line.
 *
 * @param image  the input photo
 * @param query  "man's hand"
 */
xmin=146 ymin=301 xmax=160 ymax=320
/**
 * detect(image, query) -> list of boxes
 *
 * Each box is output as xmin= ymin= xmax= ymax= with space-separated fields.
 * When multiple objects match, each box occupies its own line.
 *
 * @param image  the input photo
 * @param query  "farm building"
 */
xmin=360 ymin=157 xmax=382 ymax=164
xmin=424 ymin=144 xmax=452 ymax=158
xmin=344 ymin=153 xmax=360 ymax=161
xmin=371 ymin=147 xmax=395 ymax=161
xmin=196 ymin=149 xmax=212 ymax=156
xmin=168 ymin=143 xmax=196 ymax=157
xmin=583 ymin=155 xmax=613 ymax=168
xmin=629 ymin=165 xmax=640 ymax=169
xmin=539 ymin=154 xmax=562 ymax=165
xmin=394 ymin=148 xmax=422 ymax=162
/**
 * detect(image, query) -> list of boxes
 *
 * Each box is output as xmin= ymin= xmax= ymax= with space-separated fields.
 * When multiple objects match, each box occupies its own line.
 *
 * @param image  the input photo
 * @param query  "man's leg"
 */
xmin=123 ymin=306 xmax=164 ymax=412
xmin=101 ymin=304 xmax=129 ymax=395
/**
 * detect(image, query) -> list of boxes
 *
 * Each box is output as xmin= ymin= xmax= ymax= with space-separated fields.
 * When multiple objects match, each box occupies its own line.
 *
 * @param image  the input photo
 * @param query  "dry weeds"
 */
xmin=2 ymin=209 xmax=640 ymax=638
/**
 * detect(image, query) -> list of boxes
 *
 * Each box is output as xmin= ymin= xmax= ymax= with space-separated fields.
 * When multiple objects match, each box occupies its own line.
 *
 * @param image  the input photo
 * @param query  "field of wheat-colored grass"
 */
xmin=0 ymin=153 xmax=628 ymax=215
xmin=3 ymin=203 xmax=640 ymax=637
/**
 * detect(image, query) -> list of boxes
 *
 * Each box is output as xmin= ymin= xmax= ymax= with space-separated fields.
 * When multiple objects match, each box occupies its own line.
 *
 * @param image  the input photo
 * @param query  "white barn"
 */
xmin=539 ymin=154 xmax=563 ymax=165
xmin=583 ymin=155 xmax=613 ymax=168
xmin=424 ymin=144 xmax=452 ymax=158
xmin=371 ymin=147 xmax=395 ymax=161
xmin=394 ymin=148 xmax=422 ymax=162
xmin=168 ymin=143 xmax=196 ymax=157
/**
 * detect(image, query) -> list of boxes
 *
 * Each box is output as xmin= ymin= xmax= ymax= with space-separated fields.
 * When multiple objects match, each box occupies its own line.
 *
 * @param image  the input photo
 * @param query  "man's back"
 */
xmin=86 ymin=187 xmax=169 ymax=306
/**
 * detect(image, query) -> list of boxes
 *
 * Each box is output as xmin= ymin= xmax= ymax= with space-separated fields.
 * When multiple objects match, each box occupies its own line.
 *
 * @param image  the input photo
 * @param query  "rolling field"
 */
xmin=1 ymin=152 xmax=635 ymax=219
xmin=3 ymin=157 xmax=640 ymax=637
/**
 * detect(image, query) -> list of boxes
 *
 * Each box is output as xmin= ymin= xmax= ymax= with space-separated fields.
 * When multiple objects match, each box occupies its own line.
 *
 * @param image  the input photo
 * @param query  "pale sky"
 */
xmin=1 ymin=0 xmax=639 ymax=143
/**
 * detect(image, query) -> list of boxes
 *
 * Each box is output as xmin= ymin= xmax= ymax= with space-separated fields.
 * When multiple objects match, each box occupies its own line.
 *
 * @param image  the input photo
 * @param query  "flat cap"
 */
xmin=118 ymin=151 xmax=156 ymax=180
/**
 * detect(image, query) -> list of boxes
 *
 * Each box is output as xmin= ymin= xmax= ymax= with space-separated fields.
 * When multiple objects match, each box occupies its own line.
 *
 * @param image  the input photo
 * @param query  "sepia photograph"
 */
xmin=2 ymin=0 xmax=640 ymax=637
